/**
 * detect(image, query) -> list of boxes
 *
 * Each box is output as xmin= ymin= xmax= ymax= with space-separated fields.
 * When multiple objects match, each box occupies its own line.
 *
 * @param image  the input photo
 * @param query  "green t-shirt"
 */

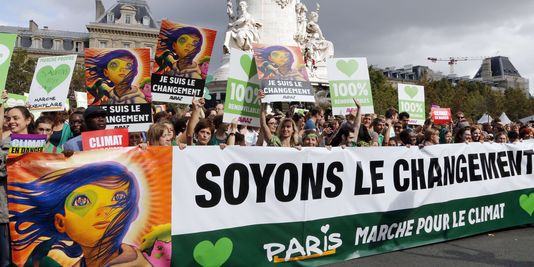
xmin=268 ymin=135 xmax=283 ymax=147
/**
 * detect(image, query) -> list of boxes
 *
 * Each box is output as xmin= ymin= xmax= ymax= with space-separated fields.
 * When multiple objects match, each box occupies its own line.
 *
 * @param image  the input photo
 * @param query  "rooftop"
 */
xmin=0 ymin=25 xmax=88 ymax=39
xmin=95 ymin=0 xmax=158 ymax=28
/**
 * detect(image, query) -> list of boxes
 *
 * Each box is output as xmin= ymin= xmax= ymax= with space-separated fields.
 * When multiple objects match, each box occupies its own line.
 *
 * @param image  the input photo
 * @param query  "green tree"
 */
xmin=5 ymin=49 xmax=37 ymax=94
xmin=503 ymin=88 xmax=530 ymax=120
xmin=369 ymin=67 xmax=396 ymax=115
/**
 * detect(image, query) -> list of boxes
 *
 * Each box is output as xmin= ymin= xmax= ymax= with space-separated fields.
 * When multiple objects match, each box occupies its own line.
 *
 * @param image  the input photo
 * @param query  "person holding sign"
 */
xmin=258 ymin=91 xmax=300 ymax=147
xmin=177 ymin=97 xmax=218 ymax=147
xmin=4 ymin=106 xmax=35 ymax=137
xmin=155 ymin=26 xmax=203 ymax=79
xmin=329 ymin=99 xmax=362 ymax=147
xmin=147 ymin=123 xmax=173 ymax=146
xmin=86 ymin=50 xmax=147 ymax=105
xmin=63 ymin=107 xmax=107 ymax=152
xmin=422 ymin=128 xmax=441 ymax=146
xmin=471 ymin=125 xmax=484 ymax=143
xmin=35 ymin=116 xmax=63 ymax=153
xmin=178 ymin=98 xmax=237 ymax=148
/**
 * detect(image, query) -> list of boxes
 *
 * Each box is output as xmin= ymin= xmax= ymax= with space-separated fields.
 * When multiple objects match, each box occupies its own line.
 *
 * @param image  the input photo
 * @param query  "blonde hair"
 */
xmin=276 ymin=118 xmax=300 ymax=147
xmin=424 ymin=128 xmax=440 ymax=142
xmin=147 ymin=123 xmax=168 ymax=146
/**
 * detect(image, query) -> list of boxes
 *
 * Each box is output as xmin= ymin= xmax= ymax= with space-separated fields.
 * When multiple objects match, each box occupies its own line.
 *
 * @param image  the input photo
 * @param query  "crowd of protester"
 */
xmin=0 ymin=91 xmax=532 ymax=153
xmin=1 ymin=90 xmax=534 ymax=265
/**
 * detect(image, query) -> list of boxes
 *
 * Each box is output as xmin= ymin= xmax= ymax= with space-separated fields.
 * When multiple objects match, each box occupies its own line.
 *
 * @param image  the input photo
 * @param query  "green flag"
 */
xmin=0 ymin=33 xmax=17 ymax=93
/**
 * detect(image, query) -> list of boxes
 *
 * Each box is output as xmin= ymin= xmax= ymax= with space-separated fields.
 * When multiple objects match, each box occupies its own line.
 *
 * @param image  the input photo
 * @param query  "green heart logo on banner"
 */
xmin=240 ymin=54 xmax=257 ymax=79
xmin=193 ymin=237 xmax=233 ymax=267
xmin=336 ymin=59 xmax=358 ymax=77
xmin=404 ymin=86 xmax=419 ymax=99
xmin=519 ymin=193 xmax=534 ymax=216
xmin=0 ymin=44 xmax=10 ymax=65
xmin=36 ymin=64 xmax=71 ymax=93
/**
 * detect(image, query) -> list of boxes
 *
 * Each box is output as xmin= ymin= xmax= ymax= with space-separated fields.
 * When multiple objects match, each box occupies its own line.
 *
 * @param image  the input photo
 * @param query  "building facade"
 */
xmin=380 ymin=56 xmax=530 ymax=96
xmin=0 ymin=0 xmax=160 ymax=61
xmin=0 ymin=20 xmax=89 ymax=62
xmin=86 ymin=0 xmax=159 ymax=57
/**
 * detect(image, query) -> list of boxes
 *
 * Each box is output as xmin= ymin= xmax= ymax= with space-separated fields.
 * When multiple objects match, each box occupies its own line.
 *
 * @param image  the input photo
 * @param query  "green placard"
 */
xmin=398 ymin=84 xmax=426 ymax=125
xmin=327 ymin=58 xmax=374 ymax=115
xmin=223 ymin=49 xmax=261 ymax=127
xmin=0 ymin=33 xmax=17 ymax=93
xmin=6 ymin=93 xmax=28 ymax=108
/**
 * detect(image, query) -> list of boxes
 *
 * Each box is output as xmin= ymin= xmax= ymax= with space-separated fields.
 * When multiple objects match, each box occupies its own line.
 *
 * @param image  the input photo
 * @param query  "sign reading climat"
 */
xmin=151 ymin=20 xmax=217 ymax=104
xmin=81 ymin=128 xmax=129 ymax=150
xmin=9 ymin=134 xmax=47 ymax=156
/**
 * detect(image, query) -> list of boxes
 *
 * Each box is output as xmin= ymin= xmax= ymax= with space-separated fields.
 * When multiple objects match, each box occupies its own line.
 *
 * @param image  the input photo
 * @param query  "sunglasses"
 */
xmin=457 ymin=116 xmax=464 ymax=119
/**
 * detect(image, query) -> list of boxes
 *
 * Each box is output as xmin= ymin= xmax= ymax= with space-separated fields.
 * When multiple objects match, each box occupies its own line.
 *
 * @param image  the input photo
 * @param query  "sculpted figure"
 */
xmin=294 ymin=2 xmax=308 ymax=45
xmin=224 ymin=1 xmax=262 ymax=52
xmin=305 ymin=4 xmax=334 ymax=63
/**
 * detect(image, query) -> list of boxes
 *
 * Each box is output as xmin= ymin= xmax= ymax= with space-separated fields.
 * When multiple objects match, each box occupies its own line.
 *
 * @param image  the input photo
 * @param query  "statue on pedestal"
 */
xmin=294 ymin=3 xmax=334 ymax=75
xmin=294 ymin=2 xmax=308 ymax=45
xmin=224 ymin=1 xmax=263 ymax=53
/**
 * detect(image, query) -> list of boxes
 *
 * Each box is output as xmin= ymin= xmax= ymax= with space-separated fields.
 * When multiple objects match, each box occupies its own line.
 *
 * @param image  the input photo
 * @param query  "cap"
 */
xmin=83 ymin=106 xmax=107 ymax=119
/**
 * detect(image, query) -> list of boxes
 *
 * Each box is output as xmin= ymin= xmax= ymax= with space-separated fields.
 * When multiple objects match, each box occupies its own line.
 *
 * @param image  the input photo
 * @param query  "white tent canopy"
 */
xmin=498 ymin=112 xmax=512 ymax=124
xmin=477 ymin=113 xmax=493 ymax=124
xmin=520 ymin=114 xmax=534 ymax=124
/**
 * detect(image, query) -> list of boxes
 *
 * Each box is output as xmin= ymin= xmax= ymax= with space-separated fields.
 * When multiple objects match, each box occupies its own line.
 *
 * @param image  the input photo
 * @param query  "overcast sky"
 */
xmin=3 ymin=0 xmax=534 ymax=94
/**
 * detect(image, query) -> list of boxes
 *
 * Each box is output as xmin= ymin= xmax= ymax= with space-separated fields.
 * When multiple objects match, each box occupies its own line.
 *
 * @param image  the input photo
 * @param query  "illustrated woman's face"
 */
xmin=269 ymin=50 xmax=290 ymax=66
xmin=55 ymin=184 xmax=129 ymax=247
xmin=173 ymin=34 xmax=200 ymax=58
xmin=104 ymin=57 xmax=134 ymax=85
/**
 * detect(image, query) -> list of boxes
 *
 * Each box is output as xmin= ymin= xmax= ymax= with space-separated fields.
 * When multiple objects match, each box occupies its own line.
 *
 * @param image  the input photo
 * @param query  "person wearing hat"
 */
xmin=63 ymin=106 xmax=107 ymax=152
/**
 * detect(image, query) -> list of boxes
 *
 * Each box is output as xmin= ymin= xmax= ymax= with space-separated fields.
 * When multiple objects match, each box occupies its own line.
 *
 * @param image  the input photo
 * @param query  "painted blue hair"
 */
xmin=9 ymin=162 xmax=140 ymax=262
xmin=257 ymin=45 xmax=295 ymax=68
xmin=86 ymin=49 xmax=139 ymax=87
xmin=159 ymin=26 xmax=203 ymax=64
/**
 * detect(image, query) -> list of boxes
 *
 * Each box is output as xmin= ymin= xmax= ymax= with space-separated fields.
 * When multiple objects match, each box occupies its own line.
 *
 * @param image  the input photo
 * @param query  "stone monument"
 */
xmin=210 ymin=0 xmax=334 ymax=99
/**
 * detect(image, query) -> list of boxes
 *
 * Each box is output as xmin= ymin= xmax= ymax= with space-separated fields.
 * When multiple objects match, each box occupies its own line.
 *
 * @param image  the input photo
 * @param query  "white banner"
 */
xmin=29 ymin=55 xmax=77 ymax=111
xmin=172 ymin=141 xmax=534 ymax=235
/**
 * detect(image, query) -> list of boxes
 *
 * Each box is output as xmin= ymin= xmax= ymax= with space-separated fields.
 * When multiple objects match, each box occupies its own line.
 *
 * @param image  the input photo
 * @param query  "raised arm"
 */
xmin=226 ymin=118 xmax=238 ymax=146
xmin=352 ymin=98 xmax=362 ymax=143
xmin=258 ymin=91 xmax=274 ymax=143
xmin=0 ymin=91 xmax=7 ymax=135
xmin=178 ymin=97 xmax=205 ymax=145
